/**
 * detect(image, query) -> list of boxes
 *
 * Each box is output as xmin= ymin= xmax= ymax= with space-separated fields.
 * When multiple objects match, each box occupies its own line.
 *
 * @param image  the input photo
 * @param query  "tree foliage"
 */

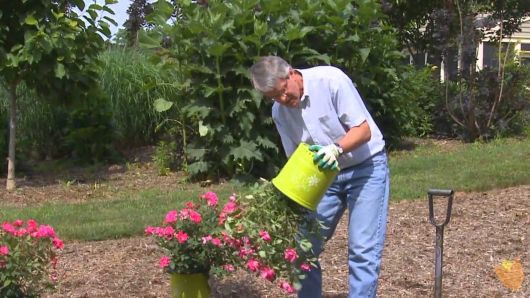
xmin=383 ymin=0 xmax=530 ymax=141
xmin=141 ymin=0 xmax=431 ymax=180
xmin=0 ymin=0 xmax=116 ymax=190
xmin=124 ymin=0 xmax=154 ymax=46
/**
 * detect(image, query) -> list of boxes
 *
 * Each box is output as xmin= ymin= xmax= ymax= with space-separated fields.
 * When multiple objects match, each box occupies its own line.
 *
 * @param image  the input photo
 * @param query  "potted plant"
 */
xmin=145 ymin=191 xmax=243 ymax=297
xmin=146 ymin=185 xmax=323 ymax=296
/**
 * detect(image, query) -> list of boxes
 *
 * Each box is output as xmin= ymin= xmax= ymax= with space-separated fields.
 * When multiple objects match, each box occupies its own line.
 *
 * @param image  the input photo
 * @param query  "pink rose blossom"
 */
xmin=14 ymin=228 xmax=27 ymax=237
xmin=229 ymin=193 xmax=236 ymax=202
xmin=260 ymin=266 xmax=276 ymax=281
xmin=185 ymin=201 xmax=195 ymax=208
xmin=144 ymin=226 xmax=155 ymax=235
xmin=50 ymin=272 xmax=58 ymax=282
xmin=259 ymin=230 xmax=271 ymax=241
xmin=176 ymin=231 xmax=188 ymax=244
xmin=164 ymin=210 xmax=178 ymax=224
xmin=246 ymin=259 xmax=260 ymax=272
xmin=163 ymin=226 xmax=175 ymax=239
xmin=239 ymin=247 xmax=255 ymax=257
xmin=279 ymin=281 xmax=295 ymax=293
xmin=159 ymin=256 xmax=171 ymax=268
xmin=36 ymin=225 xmax=56 ymax=238
xmin=2 ymin=222 xmax=15 ymax=234
xmin=202 ymin=235 xmax=212 ymax=244
xmin=13 ymin=219 xmax=24 ymax=227
xmin=52 ymin=238 xmax=64 ymax=249
xmin=218 ymin=214 xmax=227 ymax=225
xmin=284 ymin=248 xmax=298 ymax=263
xmin=223 ymin=264 xmax=235 ymax=272
xmin=300 ymin=263 xmax=312 ymax=272
xmin=26 ymin=219 xmax=38 ymax=233
xmin=201 ymin=191 xmax=218 ymax=207
xmin=0 ymin=245 xmax=9 ymax=256
xmin=211 ymin=237 xmax=222 ymax=246
xmin=221 ymin=201 xmax=237 ymax=214
xmin=179 ymin=208 xmax=190 ymax=220
xmin=189 ymin=210 xmax=202 ymax=224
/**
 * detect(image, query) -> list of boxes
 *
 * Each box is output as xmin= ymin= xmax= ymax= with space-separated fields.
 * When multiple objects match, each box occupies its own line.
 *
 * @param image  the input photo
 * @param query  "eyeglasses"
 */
xmin=265 ymin=74 xmax=290 ymax=102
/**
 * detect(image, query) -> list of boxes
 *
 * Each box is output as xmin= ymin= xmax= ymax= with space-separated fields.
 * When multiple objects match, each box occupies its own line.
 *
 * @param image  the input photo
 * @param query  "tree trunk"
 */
xmin=6 ymin=82 xmax=17 ymax=191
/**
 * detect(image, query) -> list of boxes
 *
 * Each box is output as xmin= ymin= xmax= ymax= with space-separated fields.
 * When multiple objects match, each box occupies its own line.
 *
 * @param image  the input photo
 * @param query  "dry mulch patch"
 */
xmin=1 ymin=147 xmax=528 ymax=297
xmin=42 ymin=187 xmax=530 ymax=297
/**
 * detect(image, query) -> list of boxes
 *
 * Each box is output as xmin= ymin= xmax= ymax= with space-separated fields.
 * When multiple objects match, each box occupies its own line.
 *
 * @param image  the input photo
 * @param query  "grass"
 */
xmin=1 ymin=137 xmax=529 ymax=241
xmin=0 ymin=185 xmax=240 ymax=241
xmin=389 ymin=137 xmax=530 ymax=200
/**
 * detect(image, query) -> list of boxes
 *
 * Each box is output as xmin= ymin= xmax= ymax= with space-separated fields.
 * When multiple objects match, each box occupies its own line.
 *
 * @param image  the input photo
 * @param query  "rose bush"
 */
xmin=0 ymin=219 xmax=64 ymax=297
xmin=235 ymin=181 xmax=323 ymax=293
xmin=147 ymin=184 xmax=322 ymax=294
xmin=145 ymin=191 xmax=243 ymax=277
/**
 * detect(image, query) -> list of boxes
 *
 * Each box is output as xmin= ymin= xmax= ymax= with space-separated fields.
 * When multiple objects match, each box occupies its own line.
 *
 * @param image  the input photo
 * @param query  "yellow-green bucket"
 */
xmin=272 ymin=143 xmax=339 ymax=211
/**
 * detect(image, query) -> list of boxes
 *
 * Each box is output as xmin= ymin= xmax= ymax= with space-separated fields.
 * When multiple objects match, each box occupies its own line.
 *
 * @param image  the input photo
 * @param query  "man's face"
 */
xmin=263 ymin=69 xmax=301 ymax=108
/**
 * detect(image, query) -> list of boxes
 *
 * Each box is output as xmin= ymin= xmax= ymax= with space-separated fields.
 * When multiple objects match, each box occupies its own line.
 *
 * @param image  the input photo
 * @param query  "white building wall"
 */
xmin=477 ymin=17 xmax=530 ymax=70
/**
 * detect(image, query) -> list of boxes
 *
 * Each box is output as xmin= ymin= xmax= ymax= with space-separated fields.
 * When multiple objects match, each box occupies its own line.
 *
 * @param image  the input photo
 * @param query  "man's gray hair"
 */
xmin=249 ymin=56 xmax=291 ymax=93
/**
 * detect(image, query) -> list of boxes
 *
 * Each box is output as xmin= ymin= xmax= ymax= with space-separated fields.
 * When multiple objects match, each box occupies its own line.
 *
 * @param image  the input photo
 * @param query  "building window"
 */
xmin=483 ymin=42 xmax=510 ymax=68
xmin=521 ymin=43 xmax=530 ymax=51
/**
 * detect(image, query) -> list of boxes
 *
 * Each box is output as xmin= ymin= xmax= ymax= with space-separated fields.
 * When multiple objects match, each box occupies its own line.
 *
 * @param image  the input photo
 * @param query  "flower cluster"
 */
xmin=147 ymin=183 xmax=322 ymax=295
xmin=235 ymin=181 xmax=322 ymax=293
xmin=1 ymin=219 xmax=64 ymax=297
xmin=145 ymin=191 xmax=242 ymax=276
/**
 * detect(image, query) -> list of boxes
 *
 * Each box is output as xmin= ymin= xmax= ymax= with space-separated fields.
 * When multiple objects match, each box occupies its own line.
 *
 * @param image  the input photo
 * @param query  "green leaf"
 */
xmin=359 ymin=48 xmax=370 ymax=63
xmin=206 ymin=43 xmax=231 ymax=57
xmin=198 ymin=121 xmax=208 ymax=137
xmin=25 ymin=15 xmax=38 ymax=25
xmin=73 ymin=0 xmax=85 ymax=10
xmin=55 ymin=63 xmax=66 ymax=78
xmin=187 ymin=161 xmax=209 ymax=176
xmin=154 ymin=98 xmax=173 ymax=112
xmin=230 ymin=141 xmax=262 ymax=161
xmin=138 ymin=31 xmax=161 ymax=49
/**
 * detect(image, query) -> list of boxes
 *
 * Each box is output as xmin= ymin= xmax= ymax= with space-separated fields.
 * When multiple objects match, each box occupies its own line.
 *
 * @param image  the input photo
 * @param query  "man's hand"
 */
xmin=308 ymin=144 xmax=341 ymax=171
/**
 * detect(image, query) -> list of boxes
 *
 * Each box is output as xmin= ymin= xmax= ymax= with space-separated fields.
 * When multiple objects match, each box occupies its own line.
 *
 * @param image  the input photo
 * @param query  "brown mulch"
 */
xmin=1 ymin=147 xmax=529 ymax=297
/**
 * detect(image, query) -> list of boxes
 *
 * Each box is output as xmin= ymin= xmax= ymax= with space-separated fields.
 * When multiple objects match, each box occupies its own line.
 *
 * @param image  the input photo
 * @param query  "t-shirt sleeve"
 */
xmin=330 ymin=70 xmax=367 ymax=128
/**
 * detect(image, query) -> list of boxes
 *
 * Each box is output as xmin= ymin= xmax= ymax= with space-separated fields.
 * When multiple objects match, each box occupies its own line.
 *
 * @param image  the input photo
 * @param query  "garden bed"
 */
xmin=1 ymin=145 xmax=528 ymax=297
xmin=32 ymin=185 xmax=528 ymax=297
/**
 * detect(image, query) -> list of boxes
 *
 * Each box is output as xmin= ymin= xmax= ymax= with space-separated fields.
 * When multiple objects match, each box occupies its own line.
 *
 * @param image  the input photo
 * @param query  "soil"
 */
xmin=1 ymin=145 xmax=529 ymax=297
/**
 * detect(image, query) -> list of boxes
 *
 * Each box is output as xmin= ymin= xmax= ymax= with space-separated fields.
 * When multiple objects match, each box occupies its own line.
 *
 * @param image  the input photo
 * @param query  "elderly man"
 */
xmin=249 ymin=56 xmax=390 ymax=298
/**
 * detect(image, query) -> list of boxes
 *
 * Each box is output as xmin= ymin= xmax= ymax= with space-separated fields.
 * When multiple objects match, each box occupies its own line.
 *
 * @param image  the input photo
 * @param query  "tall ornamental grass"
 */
xmin=98 ymin=47 xmax=181 ymax=147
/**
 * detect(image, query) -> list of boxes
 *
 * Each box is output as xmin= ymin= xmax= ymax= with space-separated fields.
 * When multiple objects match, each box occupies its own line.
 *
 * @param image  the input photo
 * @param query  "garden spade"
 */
xmin=427 ymin=189 xmax=454 ymax=298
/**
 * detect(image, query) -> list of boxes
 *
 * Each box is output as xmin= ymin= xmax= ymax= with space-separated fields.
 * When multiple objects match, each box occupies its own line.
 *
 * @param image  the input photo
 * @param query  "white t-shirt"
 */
xmin=272 ymin=66 xmax=385 ymax=169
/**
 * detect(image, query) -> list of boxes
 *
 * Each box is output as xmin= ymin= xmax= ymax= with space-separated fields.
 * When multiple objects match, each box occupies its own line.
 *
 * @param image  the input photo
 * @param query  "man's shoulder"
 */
xmin=301 ymin=65 xmax=346 ymax=79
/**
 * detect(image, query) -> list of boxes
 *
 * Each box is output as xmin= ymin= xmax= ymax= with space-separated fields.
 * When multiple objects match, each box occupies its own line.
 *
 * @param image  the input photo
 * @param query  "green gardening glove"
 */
xmin=308 ymin=144 xmax=341 ymax=171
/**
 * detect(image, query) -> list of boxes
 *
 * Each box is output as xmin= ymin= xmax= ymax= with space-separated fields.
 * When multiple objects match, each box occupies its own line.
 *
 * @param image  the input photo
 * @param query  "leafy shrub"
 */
xmin=142 ymin=0 xmax=410 ymax=180
xmin=63 ymin=91 xmax=120 ymax=164
xmin=153 ymin=140 xmax=179 ymax=176
xmin=0 ymin=219 xmax=64 ymax=297
xmin=374 ymin=65 xmax=441 ymax=145
xmin=436 ymin=63 xmax=530 ymax=141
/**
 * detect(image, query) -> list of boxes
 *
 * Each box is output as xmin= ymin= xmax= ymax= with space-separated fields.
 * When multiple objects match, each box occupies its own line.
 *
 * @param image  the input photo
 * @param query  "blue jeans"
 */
xmin=298 ymin=150 xmax=390 ymax=298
